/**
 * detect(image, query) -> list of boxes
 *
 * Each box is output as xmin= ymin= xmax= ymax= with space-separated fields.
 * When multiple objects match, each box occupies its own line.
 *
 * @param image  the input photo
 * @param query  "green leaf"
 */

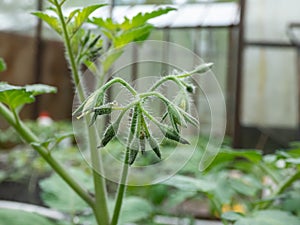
xmin=118 ymin=197 xmax=153 ymax=224
xmin=73 ymin=4 xmax=106 ymax=34
xmin=0 ymin=83 xmax=56 ymax=110
xmin=229 ymin=177 xmax=260 ymax=197
xmin=25 ymin=84 xmax=57 ymax=96
xmin=234 ymin=210 xmax=300 ymax=225
xmin=222 ymin=211 xmax=244 ymax=222
xmin=0 ymin=83 xmax=34 ymax=109
xmin=164 ymin=175 xmax=215 ymax=192
xmin=39 ymin=168 xmax=93 ymax=213
xmin=101 ymin=48 xmax=123 ymax=74
xmin=66 ymin=8 xmax=80 ymax=24
xmin=114 ymin=24 xmax=153 ymax=48
xmin=167 ymin=190 xmax=197 ymax=208
xmin=0 ymin=208 xmax=56 ymax=225
xmin=32 ymin=12 xmax=61 ymax=35
xmin=0 ymin=58 xmax=6 ymax=72
xmin=90 ymin=17 xmax=119 ymax=32
xmin=120 ymin=7 xmax=176 ymax=30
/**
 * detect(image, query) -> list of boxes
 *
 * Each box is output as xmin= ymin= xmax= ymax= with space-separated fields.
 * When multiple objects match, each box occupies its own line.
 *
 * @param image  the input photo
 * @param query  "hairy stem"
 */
xmin=53 ymin=0 xmax=85 ymax=102
xmin=53 ymin=1 xmax=110 ymax=224
xmin=110 ymin=148 xmax=130 ymax=225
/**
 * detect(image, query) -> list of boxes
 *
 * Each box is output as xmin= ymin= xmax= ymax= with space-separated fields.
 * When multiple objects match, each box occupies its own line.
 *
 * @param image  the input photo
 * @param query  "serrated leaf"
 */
xmin=66 ymin=8 xmax=80 ymax=24
xmin=73 ymin=4 xmax=106 ymax=34
xmin=32 ymin=12 xmax=61 ymax=35
xmin=0 ymin=58 xmax=6 ymax=72
xmin=114 ymin=24 xmax=153 ymax=48
xmin=120 ymin=7 xmax=176 ymax=30
xmin=90 ymin=17 xmax=119 ymax=32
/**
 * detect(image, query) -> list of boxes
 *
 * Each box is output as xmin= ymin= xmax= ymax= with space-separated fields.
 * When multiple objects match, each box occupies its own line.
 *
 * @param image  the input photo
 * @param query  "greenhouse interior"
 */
xmin=0 ymin=0 xmax=300 ymax=225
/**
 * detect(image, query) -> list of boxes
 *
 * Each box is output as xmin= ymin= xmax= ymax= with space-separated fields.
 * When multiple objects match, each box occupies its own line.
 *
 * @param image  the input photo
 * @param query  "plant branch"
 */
xmin=259 ymin=169 xmax=300 ymax=209
xmin=110 ymin=147 xmax=130 ymax=225
xmin=102 ymin=77 xmax=137 ymax=96
xmin=0 ymin=103 xmax=94 ymax=207
xmin=52 ymin=2 xmax=111 ymax=224
xmin=53 ymin=0 xmax=85 ymax=102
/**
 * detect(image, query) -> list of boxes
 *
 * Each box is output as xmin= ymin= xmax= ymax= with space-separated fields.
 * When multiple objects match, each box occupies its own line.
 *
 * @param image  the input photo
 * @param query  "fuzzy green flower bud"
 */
xmin=98 ymin=118 xmax=121 ymax=148
xmin=148 ymin=136 xmax=161 ymax=159
xmin=159 ymin=125 xmax=189 ymax=145
xmin=128 ymin=147 xmax=138 ymax=165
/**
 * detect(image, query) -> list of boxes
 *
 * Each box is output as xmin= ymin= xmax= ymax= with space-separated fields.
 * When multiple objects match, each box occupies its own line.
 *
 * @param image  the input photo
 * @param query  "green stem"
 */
xmin=52 ymin=2 xmax=111 ymax=224
xmin=102 ymin=77 xmax=137 ymax=96
xmin=273 ymin=169 xmax=300 ymax=195
xmin=87 ymin=123 xmax=110 ymax=225
xmin=149 ymin=75 xmax=183 ymax=92
xmin=110 ymin=148 xmax=130 ymax=225
xmin=259 ymin=169 xmax=300 ymax=209
xmin=0 ymin=103 xmax=94 ymax=207
xmin=53 ymin=0 xmax=85 ymax=102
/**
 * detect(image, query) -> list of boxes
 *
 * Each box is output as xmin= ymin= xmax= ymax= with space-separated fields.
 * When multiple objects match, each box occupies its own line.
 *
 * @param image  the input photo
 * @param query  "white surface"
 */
xmin=242 ymin=0 xmax=300 ymax=127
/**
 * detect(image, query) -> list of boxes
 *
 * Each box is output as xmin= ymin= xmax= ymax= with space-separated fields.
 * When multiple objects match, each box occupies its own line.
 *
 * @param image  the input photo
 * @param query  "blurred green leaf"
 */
xmin=222 ymin=211 xmax=244 ymax=222
xmin=229 ymin=176 xmax=261 ymax=197
xmin=234 ymin=210 xmax=300 ymax=225
xmin=25 ymin=84 xmax=57 ymax=96
xmin=32 ymin=12 xmax=61 ymax=35
xmin=164 ymin=175 xmax=215 ymax=192
xmin=0 ymin=83 xmax=56 ymax=110
xmin=39 ymin=168 xmax=93 ymax=213
xmin=0 ymin=209 xmax=56 ymax=225
xmin=120 ymin=7 xmax=175 ymax=30
xmin=114 ymin=24 xmax=153 ymax=48
xmin=118 ymin=197 xmax=153 ymax=224
xmin=0 ymin=58 xmax=6 ymax=72
xmin=0 ymin=83 xmax=34 ymax=109
xmin=73 ymin=4 xmax=105 ymax=34
xmin=101 ymin=48 xmax=123 ymax=74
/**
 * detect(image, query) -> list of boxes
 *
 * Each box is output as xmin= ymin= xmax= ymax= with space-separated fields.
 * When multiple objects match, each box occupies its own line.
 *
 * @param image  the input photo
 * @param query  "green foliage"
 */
xmin=222 ymin=210 xmax=300 ymax=225
xmin=0 ymin=83 xmax=56 ymax=110
xmin=39 ymin=168 xmax=93 ymax=213
xmin=72 ymin=4 xmax=105 ymax=35
xmin=118 ymin=197 xmax=153 ymax=224
xmin=0 ymin=58 xmax=6 ymax=72
xmin=0 ymin=209 xmax=56 ymax=225
xmin=31 ymin=12 xmax=62 ymax=34
xmin=90 ymin=7 xmax=175 ymax=48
